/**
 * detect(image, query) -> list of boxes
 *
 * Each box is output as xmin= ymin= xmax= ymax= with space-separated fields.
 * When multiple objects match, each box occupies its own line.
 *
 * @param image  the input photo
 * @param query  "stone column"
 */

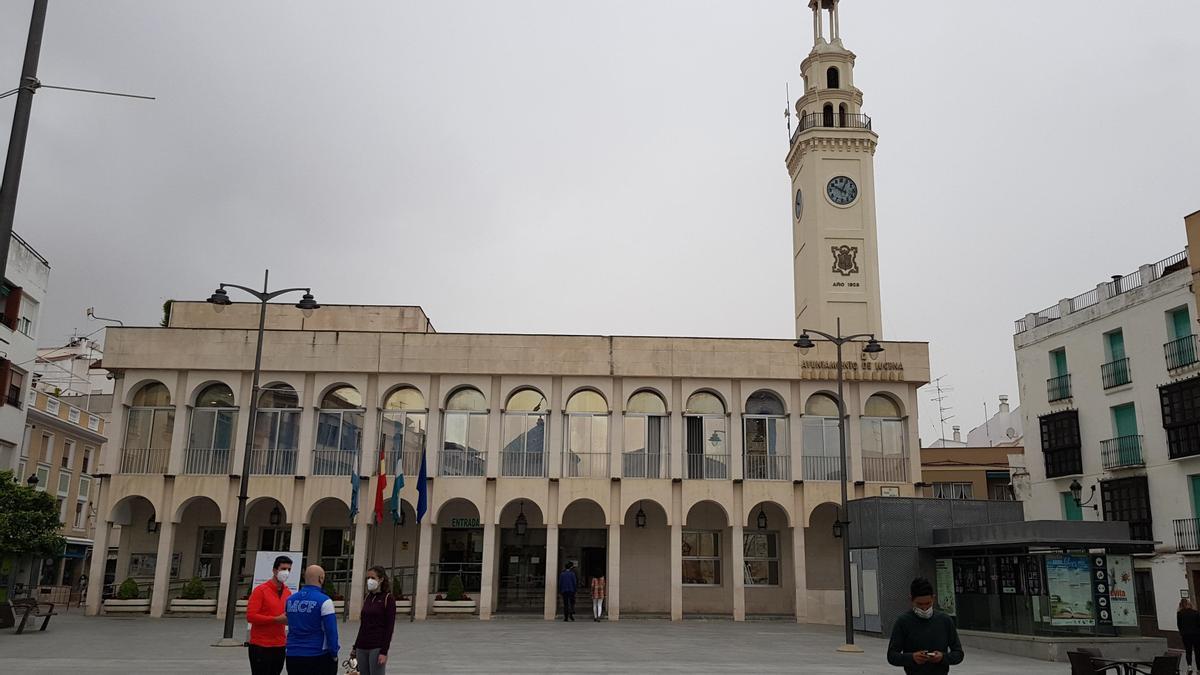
xmin=478 ymin=521 xmax=496 ymax=619
xmin=413 ymin=519 xmax=433 ymax=620
xmin=732 ymin=522 xmax=746 ymax=621
xmin=86 ymin=520 xmax=112 ymax=615
xmin=607 ymin=522 xmax=620 ymax=621
xmin=149 ymin=519 xmax=176 ymax=617
xmin=215 ymin=516 xmax=239 ymax=619
xmin=295 ymin=373 xmax=317 ymax=476
xmin=543 ymin=524 xmax=559 ymax=619
xmin=792 ymin=522 xmax=808 ymax=623
xmin=670 ymin=520 xmax=682 ymax=621
xmin=167 ymin=371 xmax=190 ymax=475
xmin=348 ymin=520 xmax=370 ymax=617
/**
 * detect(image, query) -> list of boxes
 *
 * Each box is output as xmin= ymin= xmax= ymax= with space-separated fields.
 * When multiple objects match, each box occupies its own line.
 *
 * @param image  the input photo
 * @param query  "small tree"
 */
xmin=447 ymin=575 xmax=465 ymax=602
xmin=160 ymin=299 xmax=174 ymax=327
xmin=0 ymin=470 xmax=66 ymax=561
xmin=180 ymin=576 xmax=207 ymax=600
xmin=116 ymin=578 xmax=141 ymax=600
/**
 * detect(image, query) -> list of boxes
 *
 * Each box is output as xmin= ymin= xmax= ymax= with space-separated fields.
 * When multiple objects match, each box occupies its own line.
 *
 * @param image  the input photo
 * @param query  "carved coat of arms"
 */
xmin=831 ymin=245 xmax=859 ymax=276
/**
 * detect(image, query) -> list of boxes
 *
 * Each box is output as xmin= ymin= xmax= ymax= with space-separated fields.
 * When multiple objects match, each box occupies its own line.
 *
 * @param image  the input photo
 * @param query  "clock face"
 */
xmin=794 ymin=189 xmax=803 ymax=220
xmin=826 ymin=175 xmax=858 ymax=205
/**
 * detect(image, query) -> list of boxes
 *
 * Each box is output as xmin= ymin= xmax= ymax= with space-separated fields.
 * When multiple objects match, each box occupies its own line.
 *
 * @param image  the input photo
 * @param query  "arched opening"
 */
xmin=822 ymin=103 xmax=834 ymax=128
xmin=381 ymin=386 xmax=427 ymax=478
xmin=803 ymin=393 xmax=842 ymax=481
xmin=826 ymin=66 xmax=840 ymax=89
xmin=838 ymin=102 xmax=847 ymax=127
xmin=442 ymin=387 xmax=487 ymax=476
xmin=685 ymin=392 xmax=727 ymax=479
xmin=123 ymin=382 xmax=174 ymax=474
xmin=173 ymin=497 xmax=224 ymax=601
xmin=253 ymin=383 xmax=300 ymax=475
xmin=496 ymin=499 xmax=546 ymax=613
xmin=565 ymin=390 xmax=609 ymax=478
xmin=804 ymin=502 xmax=844 ymax=624
xmin=108 ymin=495 xmax=159 ymax=597
xmin=745 ymin=501 xmax=794 ymax=616
xmin=501 ymin=388 xmax=547 ymax=477
xmin=620 ymin=500 xmax=669 ymax=614
xmin=683 ymin=501 xmax=730 ymax=616
xmin=861 ymin=394 xmax=908 ymax=482
xmin=433 ymin=498 xmax=483 ymax=603
xmin=624 ymin=391 xmax=668 ymax=478
xmin=307 ymin=498 xmax=353 ymax=600
xmin=371 ymin=498 xmax=418 ymax=599
xmin=185 ymin=383 xmax=236 ymax=475
xmin=559 ymin=499 xmax=608 ymax=618
xmin=744 ymin=390 xmax=789 ymax=480
xmin=245 ymin=497 xmax=291 ymax=578
xmin=315 ymin=386 xmax=364 ymax=476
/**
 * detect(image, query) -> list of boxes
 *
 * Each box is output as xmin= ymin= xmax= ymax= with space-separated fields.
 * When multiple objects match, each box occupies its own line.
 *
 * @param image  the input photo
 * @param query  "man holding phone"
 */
xmin=887 ymin=577 xmax=964 ymax=674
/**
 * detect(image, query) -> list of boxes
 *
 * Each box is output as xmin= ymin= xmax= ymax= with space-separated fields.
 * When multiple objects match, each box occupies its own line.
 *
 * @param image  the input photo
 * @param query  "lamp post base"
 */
xmin=836 ymin=643 xmax=864 ymax=654
xmin=212 ymin=638 xmax=245 ymax=648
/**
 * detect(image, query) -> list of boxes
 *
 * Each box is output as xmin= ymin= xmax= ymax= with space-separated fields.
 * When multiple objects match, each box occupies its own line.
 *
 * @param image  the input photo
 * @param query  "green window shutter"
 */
xmin=1062 ymin=492 xmax=1083 ymax=521
xmin=1107 ymin=331 xmax=1126 ymax=361
xmin=1172 ymin=308 xmax=1192 ymax=340
xmin=1112 ymin=404 xmax=1138 ymax=438
xmin=1191 ymin=476 xmax=1200 ymax=517
xmin=1051 ymin=350 xmax=1068 ymax=377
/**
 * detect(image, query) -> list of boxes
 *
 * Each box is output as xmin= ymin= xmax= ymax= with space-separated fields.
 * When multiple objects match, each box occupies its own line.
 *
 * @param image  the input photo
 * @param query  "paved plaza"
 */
xmin=0 ymin=612 xmax=1054 ymax=674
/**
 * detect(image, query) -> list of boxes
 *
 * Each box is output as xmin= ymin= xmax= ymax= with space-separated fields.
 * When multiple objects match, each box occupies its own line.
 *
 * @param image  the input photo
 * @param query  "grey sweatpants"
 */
xmin=356 ymin=648 xmax=386 ymax=675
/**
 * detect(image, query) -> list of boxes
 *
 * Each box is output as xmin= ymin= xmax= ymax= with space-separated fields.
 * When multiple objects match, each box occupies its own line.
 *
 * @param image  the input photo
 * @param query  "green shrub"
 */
xmin=180 ymin=576 xmax=207 ymax=600
xmin=116 ymin=578 xmax=141 ymax=600
xmin=447 ymin=575 xmax=465 ymax=602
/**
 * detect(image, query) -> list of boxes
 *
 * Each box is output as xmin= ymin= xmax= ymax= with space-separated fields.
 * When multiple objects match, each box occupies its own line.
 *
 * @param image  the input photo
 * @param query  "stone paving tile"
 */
xmin=0 ymin=612 xmax=1056 ymax=674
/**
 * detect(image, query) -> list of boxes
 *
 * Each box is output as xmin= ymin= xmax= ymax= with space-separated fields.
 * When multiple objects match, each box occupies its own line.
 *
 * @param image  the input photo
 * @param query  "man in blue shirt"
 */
xmin=558 ymin=561 xmax=578 ymax=622
xmin=285 ymin=565 xmax=340 ymax=675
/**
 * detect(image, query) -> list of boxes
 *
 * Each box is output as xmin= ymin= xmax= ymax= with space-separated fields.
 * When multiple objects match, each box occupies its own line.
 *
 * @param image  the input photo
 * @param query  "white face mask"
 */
xmin=275 ymin=569 xmax=290 ymax=584
xmin=366 ymin=578 xmax=380 ymax=592
xmin=913 ymin=606 xmax=934 ymax=620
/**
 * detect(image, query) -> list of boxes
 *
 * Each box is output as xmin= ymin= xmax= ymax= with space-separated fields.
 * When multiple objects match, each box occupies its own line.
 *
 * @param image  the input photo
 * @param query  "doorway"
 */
xmin=497 ymin=528 xmax=546 ymax=613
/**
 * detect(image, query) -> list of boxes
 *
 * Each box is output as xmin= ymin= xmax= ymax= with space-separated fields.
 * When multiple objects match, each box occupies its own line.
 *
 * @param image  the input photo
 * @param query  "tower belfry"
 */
xmin=787 ymin=0 xmax=883 ymax=339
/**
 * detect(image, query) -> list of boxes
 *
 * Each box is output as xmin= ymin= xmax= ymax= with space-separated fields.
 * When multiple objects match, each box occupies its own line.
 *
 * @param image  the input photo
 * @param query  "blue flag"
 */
xmin=416 ymin=449 xmax=429 ymax=524
xmin=389 ymin=431 xmax=405 ymax=525
xmin=349 ymin=469 xmax=360 ymax=519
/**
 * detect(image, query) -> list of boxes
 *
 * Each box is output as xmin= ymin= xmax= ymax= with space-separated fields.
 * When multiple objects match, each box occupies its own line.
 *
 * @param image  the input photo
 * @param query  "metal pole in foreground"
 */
xmin=833 ymin=319 xmax=860 ymax=653
xmin=0 ymin=0 xmax=49 ymax=285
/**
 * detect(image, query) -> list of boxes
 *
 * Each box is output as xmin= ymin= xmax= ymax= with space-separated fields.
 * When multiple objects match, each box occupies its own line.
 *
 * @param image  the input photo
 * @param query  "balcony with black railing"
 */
xmin=791 ymin=112 xmax=873 ymax=144
xmin=1100 ymin=358 xmax=1131 ymax=389
xmin=1175 ymin=518 xmax=1200 ymax=552
xmin=1047 ymin=374 xmax=1072 ymax=402
xmin=1101 ymin=435 xmax=1143 ymax=470
xmin=1166 ymin=334 xmax=1199 ymax=371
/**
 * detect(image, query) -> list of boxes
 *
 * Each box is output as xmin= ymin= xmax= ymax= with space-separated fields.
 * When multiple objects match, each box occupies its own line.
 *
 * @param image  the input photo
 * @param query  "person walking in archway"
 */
xmin=558 ymin=561 xmax=578 ymax=622
xmin=590 ymin=571 xmax=606 ymax=622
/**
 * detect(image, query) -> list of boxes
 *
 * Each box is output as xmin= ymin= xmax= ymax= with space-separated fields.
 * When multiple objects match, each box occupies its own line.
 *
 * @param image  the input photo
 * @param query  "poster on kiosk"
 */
xmin=253 ymin=551 xmax=304 ymax=592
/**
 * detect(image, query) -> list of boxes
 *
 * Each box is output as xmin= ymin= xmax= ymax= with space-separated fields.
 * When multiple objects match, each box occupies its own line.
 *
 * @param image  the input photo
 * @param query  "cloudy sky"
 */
xmin=1 ymin=1 xmax=1198 ymax=439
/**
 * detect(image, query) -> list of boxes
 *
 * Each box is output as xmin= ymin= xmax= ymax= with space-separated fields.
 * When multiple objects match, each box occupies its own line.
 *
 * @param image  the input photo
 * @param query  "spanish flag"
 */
xmin=373 ymin=444 xmax=387 ymax=525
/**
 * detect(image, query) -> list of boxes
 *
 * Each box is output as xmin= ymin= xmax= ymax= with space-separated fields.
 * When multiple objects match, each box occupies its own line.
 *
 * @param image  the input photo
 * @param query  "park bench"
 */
xmin=9 ymin=598 xmax=56 ymax=634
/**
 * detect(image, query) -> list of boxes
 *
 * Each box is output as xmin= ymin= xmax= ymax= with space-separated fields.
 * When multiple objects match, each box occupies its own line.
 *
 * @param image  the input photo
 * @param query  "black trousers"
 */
xmin=561 ymin=592 xmax=576 ymax=619
xmin=285 ymin=654 xmax=338 ymax=675
xmin=1184 ymin=633 xmax=1200 ymax=666
xmin=248 ymin=644 xmax=285 ymax=675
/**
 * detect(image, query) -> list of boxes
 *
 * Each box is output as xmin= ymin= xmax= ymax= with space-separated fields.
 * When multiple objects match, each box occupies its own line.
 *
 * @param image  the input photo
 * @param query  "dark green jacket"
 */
xmin=886 ymin=610 xmax=964 ymax=674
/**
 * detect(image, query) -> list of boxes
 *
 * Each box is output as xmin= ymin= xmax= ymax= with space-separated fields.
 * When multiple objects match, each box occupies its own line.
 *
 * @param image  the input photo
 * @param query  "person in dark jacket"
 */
xmin=558 ymin=561 xmax=578 ymax=622
xmin=1179 ymin=598 xmax=1200 ymax=672
xmin=887 ymin=577 xmax=964 ymax=674
xmin=351 ymin=566 xmax=397 ymax=675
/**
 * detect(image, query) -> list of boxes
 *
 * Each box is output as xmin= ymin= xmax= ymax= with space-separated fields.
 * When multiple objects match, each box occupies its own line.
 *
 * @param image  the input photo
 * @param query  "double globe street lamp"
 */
xmin=793 ymin=318 xmax=882 ymax=653
xmin=210 ymin=270 xmax=319 ymax=644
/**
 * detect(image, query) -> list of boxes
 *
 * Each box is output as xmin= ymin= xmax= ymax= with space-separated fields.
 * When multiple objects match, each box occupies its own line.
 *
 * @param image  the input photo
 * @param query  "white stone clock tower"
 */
xmin=787 ymin=0 xmax=883 ymax=339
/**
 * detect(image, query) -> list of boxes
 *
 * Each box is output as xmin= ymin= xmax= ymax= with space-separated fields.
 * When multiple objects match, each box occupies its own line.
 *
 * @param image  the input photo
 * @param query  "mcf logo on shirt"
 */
xmin=287 ymin=599 xmax=320 ymax=614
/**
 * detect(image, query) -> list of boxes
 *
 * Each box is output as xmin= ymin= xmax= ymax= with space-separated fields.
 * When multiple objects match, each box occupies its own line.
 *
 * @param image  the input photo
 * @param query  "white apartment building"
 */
xmin=0 ymin=232 xmax=50 ymax=474
xmin=1015 ymin=247 xmax=1197 ymax=638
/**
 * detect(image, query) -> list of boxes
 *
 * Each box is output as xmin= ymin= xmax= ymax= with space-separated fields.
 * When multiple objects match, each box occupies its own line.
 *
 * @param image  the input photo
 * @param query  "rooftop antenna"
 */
xmin=784 ymin=83 xmax=793 ymax=142
xmin=926 ymin=375 xmax=955 ymax=443
xmin=983 ymin=400 xmax=993 ymax=447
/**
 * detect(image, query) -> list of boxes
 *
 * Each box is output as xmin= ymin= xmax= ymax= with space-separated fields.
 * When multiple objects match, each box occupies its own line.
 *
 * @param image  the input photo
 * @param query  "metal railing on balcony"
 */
xmin=1166 ymin=335 xmax=1200 ymax=371
xmin=1175 ymin=518 xmax=1200 ymax=552
xmin=1101 ymin=358 xmax=1132 ymax=389
xmin=745 ymin=454 xmax=791 ymax=481
xmin=802 ymin=455 xmax=843 ymax=481
xmin=499 ymin=450 xmax=547 ymax=478
xmin=1047 ymin=374 xmax=1072 ymax=402
xmin=862 ymin=456 xmax=908 ymax=482
xmin=249 ymin=448 xmax=297 ymax=475
xmin=563 ymin=451 xmax=609 ymax=478
xmin=120 ymin=448 xmax=169 ymax=474
xmin=794 ymin=111 xmax=872 ymax=136
xmin=1101 ymin=435 xmax=1144 ymax=470
xmin=311 ymin=449 xmax=360 ymax=476
xmin=685 ymin=453 xmax=729 ymax=480
xmin=621 ymin=451 xmax=668 ymax=479
xmin=183 ymin=447 xmax=231 ymax=475
xmin=380 ymin=449 xmax=423 ymax=477
xmin=437 ymin=447 xmax=486 ymax=477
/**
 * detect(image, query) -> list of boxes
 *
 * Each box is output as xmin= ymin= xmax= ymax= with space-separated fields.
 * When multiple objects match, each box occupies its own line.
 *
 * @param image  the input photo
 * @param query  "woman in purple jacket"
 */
xmin=351 ymin=566 xmax=397 ymax=675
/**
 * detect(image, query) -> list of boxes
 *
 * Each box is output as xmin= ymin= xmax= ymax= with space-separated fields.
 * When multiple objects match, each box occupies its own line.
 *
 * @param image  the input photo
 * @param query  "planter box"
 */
xmin=333 ymin=600 xmax=346 ymax=613
xmin=432 ymin=600 xmax=476 ymax=614
xmin=103 ymin=598 xmax=151 ymax=614
xmin=169 ymin=598 xmax=217 ymax=614
xmin=395 ymin=600 xmax=412 ymax=614
xmin=236 ymin=599 xmax=249 ymax=614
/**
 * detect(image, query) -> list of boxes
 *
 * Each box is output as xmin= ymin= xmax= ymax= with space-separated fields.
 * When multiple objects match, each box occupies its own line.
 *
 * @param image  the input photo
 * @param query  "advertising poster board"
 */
xmin=1047 ymin=553 xmax=1095 ymax=626
xmin=253 ymin=551 xmax=304 ymax=592
xmin=1108 ymin=555 xmax=1138 ymax=627
xmin=935 ymin=559 xmax=956 ymax=615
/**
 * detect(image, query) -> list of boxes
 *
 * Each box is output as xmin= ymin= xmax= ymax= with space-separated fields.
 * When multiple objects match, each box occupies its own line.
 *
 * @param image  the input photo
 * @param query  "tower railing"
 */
xmin=793 ymin=112 xmax=872 ymax=141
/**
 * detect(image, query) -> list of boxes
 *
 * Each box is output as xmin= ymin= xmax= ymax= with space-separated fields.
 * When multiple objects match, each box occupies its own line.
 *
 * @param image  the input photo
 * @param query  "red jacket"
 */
xmin=247 ymin=580 xmax=291 ymax=647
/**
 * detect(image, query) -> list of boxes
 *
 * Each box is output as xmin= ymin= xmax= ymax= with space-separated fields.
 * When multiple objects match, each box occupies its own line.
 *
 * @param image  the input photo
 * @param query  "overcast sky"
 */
xmin=2 ymin=1 xmax=1198 ymax=440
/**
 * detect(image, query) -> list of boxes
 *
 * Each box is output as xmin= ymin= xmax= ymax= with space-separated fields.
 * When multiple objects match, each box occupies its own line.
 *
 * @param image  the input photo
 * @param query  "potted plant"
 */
xmin=394 ymin=594 xmax=413 ymax=614
xmin=104 ymin=577 xmax=151 ymax=614
xmin=170 ymin=576 xmax=217 ymax=614
xmin=322 ymin=578 xmax=346 ymax=613
xmin=432 ymin=576 xmax=475 ymax=614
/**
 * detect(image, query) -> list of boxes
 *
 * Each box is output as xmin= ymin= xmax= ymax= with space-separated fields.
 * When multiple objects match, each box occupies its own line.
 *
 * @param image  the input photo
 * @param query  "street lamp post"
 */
xmin=211 ymin=270 xmax=318 ymax=645
xmin=794 ymin=317 xmax=883 ymax=653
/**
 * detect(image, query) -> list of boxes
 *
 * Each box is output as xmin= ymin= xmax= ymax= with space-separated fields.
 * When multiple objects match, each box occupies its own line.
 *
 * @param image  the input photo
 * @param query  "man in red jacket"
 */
xmin=247 ymin=555 xmax=293 ymax=675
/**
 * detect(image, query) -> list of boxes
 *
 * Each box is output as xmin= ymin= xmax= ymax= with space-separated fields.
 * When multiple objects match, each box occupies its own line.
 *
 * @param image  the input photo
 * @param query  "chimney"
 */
xmin=999 ymin=395 xmax=1010 ymax=413
xmin=952 ymin=426 xmax=961 ymax=443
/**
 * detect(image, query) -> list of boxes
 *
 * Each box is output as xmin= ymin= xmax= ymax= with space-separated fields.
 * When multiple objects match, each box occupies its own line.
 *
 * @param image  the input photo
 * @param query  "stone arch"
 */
xmin=380 ymin=384 xmax=428 ymax=411
xmin=623 ymin=499 xmax=668 ymax=527
xmin=626 ymin=388 xmax=669 ymax=414
xmin=745 ymin=500 xmax=791 ymax=529
xmin=560 ymin=498 xmax=607 ymax=528
xmin=498 ymin=498 xmax=545 ymax=528
xmin=108 ymin=494 xmax=158 ymax=526
xmin=745 ymin=388 xmax=788 ymax=415
xmin=247 ymin=496 xmax=289 ymax=525
xmin=319 ymin=383 xmax=364 ymax=409
xmin=444 ymin=385 xmax=487 ymax=411
xmin=258 ymin=381 xmax=301 ymax=408
xmin=861 ymin=390 xmax=905 ymax=417
xmin=804 ymin=391 xmax=841 ymax=416
xmin=173 ymin=494 xmax=224 ymax=524
xmin=433 ymin=496 xmax=482 ymax=525
xmin=189 ymin=379 xmax=237 ymax=407
xmin=305 ymin=496 xmax=351 ymax=523
xmin=124 ymin=379 xmax=173 ymax=407
xmin=504 ymin=386 xmax=548 ymax=412
xmin=804 ymin=502 xmax=843 ymax=591
xmin=684 ymin=389 xmax=727 ymax=415
xmin=804 ymin=500 xmax=841 ymax=528
xmin=565 ymin=387 xmax=609 ymax=413
xmin=684 ymin=499 xmax=730 ymax=527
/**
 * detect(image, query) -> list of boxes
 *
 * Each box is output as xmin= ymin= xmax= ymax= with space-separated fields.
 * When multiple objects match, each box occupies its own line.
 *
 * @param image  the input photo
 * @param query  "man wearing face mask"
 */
xmin=286 ymin=565 xmax=341 ymax=675
xmin=246 ymin=555 xmax=293 ymax=675
xmin=887 ymin=577 xmax=964 ymax=674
